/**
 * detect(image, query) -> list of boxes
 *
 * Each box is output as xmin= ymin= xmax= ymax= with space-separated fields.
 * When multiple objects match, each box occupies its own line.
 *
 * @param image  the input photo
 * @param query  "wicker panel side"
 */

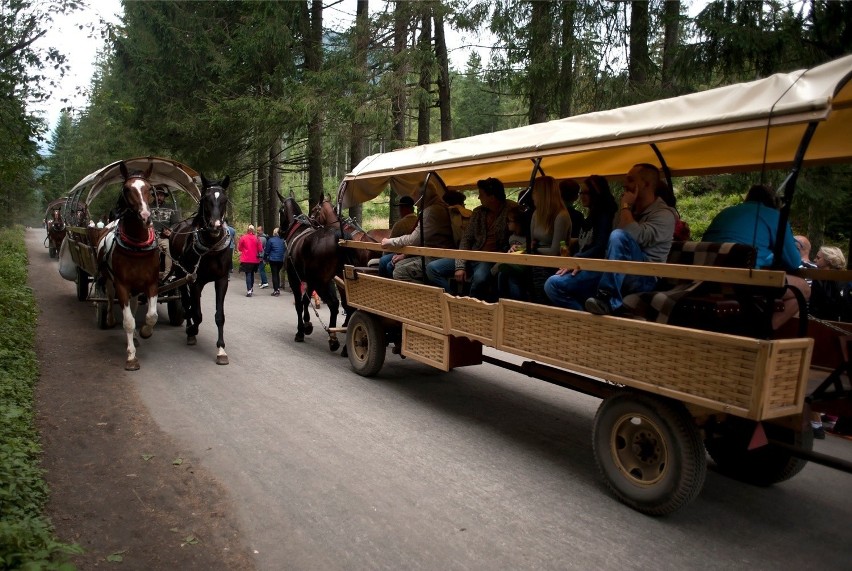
xmin=344 ymin=271 xmax=445 ymax=332
xmin=402 ymin=325 xmax=449 ymax=371
xmin=761 ymin=341 xmax=812 ymax=418
xmin=444 ymin=296 xmax=497 ymax=344
xmin=496 ymin=300 xmax=780 ymax=418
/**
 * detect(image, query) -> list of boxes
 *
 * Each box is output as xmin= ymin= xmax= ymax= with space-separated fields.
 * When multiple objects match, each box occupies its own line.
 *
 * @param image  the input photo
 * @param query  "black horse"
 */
xmin=278 ymin=193 xmax=352 ymax=351
xmin=168 ymin=175 xmax=232 ymax=365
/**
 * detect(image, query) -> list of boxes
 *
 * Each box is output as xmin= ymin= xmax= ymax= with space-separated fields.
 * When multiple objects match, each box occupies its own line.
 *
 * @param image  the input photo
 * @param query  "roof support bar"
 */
xmin=774 ymin=121 xmax=818 ymax=269
xmin=650 ymin=143 xmax=674 ymax=193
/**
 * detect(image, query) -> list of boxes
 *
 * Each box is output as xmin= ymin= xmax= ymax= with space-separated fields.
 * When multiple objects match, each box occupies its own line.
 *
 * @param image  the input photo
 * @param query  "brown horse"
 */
xmin=44 ymin=201 xmax=66 ymax=258
xmin=168 ymin=174 xmax=232 ymax=365
xmin=279 ymin=193 xmax=354 ymax=351
xmin=93 ymin=162 xmax=160 ymax=371
xmin=310 ymin=195 xmax=390 ymax=266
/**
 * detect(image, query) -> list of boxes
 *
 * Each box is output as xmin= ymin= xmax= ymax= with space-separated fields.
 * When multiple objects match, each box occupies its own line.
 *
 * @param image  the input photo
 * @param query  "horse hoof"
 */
xmin=140 ymin=325 xmax=153 ymax=339
xmin=125 ymin=359 xmax=140 ymax=371
xmin=295 ymin=333 xmax=305 ymax=343
xmin=329 ymin=339 xmax=340 ymax=352
xmin=216 ymin=355 xmax=229 ymax=365
xmin=341 ymin=346 xmax=348 ymax=358
xmin=304 ymin=322 xmax=314 ymax=335
xmin=187 ymin=336 xmax=197 ymax=346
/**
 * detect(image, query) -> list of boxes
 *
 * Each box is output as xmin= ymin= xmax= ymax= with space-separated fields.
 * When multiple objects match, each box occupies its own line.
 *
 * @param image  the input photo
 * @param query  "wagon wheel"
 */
xmin=706 ymin=416 xmax=812 ymax=486
xmin=167 ymin=298 xmax=185 ymax=326
xmin=346 ymin=311 xmax=386 ymax=377
xmin=592 ymin=391 xmax=707 ymax=516
xmin=94 ymin=283 xmax=110 ymax=330
xmin=76 ymin=268 xmax=90 ymax=301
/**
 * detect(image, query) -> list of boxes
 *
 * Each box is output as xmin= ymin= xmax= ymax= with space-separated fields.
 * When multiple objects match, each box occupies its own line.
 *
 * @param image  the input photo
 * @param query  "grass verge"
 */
xmin=0 ymin=226 xmax=81 ymax=570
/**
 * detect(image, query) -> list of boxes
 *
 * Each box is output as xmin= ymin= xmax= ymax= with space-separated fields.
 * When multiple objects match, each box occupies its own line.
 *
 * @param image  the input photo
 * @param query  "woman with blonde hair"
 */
xmin=499 ymin=176 xmax=571 ymax=301
xmin=815 ymin=245 xmax=847 ymax=270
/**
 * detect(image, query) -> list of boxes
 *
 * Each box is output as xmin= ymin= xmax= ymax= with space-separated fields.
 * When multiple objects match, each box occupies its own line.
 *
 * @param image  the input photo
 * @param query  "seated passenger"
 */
xmin=426 ymin=177 xmax=515 ymax=300
xmin=380 ymin=185 xmax=455 ymax=283
xmin=493 ymin=206 xmax=530 ymax=299
xmin=444 ymin=190 xmax=472 ymax=247
xmin=545 ymin=164 xmax=676 ymax=314
xmin=151 ymin=187 xmax=181 ymax=277
xmin=544 ymin=175 xmax=617 ymax=308
xmin=702 ymin=183 xmax=810 ymax=329
xmin=499 ymin=176 xmax=571 ymax=303
xmin=559 ymin=179 xmax=584 ymax=239
xmin=656 ymin=180 xmax=691 ymax=241
xmin=378 ymin=196 xmax=418 ymax=277
xmin=810 ymin=245 xmax=848 ymax=322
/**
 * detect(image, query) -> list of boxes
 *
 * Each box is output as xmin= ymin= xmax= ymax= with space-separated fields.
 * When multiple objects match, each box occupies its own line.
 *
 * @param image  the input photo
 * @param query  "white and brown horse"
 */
xmin=94 ymin=162 xmax=160 ymax=370
xmin=168 ymin=174 xmax=232 ymax=364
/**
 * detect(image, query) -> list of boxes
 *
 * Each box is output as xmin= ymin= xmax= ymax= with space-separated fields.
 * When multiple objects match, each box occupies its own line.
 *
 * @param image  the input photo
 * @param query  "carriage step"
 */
xmin=328 ymin=327 xmax=347 ymax=333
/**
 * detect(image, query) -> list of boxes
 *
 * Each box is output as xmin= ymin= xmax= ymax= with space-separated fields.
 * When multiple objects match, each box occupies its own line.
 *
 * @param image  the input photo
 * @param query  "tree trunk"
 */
xmin=347 ymin=0 xmax=369 ymax=223
xmin=267 ymin=138 xmax=281 ymax=229
xmin=389 ymin=0 xmax=409 ymax=227
xmin=661 ymin=1 xmax=680 ymax=91
xmin=417 ymin=8 xmax=432 ymax=146
xmin=257 ymin=150 xmax=269 ymax=228
xmin=302 ymin=0 xmax=324 ymax=210
xmin=629 ymin=0 xmax=650 ymax=94
xmin=528 ymin=1 xmax=551 ymax=124
xmin=558 ymin=1 xmax=576 ymax=118
xmin=434 ymin=8 xmax=452 ymax=141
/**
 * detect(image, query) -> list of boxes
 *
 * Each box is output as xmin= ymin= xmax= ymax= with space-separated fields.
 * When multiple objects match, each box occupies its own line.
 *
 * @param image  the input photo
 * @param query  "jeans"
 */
xmin=426 ymin=258 xmax=496 ymax=300
xmin=258 ymin=261 xmax=268 ymax=284
xmin=269 ymin=261 xmax=283 ymax=291
xmin=245 ymin=270 xmax=255 ymax=291
xmin=544 ymin=229 xmax=657 ymax=311
xmin=378 ymin=253 xmax=395 ymax=278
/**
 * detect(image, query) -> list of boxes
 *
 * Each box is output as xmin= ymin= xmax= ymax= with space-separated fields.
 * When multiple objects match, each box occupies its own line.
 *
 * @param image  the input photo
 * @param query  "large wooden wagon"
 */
xmin=331 ymin=54 xmax=852 ymax=515
xmin=59 ymin=157 xmax=202 ymax=327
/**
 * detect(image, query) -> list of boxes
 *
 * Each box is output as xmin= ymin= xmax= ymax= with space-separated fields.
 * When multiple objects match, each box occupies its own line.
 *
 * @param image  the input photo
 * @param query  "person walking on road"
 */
xmin=264 ymin=227 xmax=286 ymax=296
xmin=257 ymin=225 xmax=269 ymax=289
xmin=237 ymin=225 xmax=263 ymax=297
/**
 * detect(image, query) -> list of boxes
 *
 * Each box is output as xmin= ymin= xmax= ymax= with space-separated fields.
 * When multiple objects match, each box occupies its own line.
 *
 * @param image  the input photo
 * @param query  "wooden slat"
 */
xmin=339 ymin=240 xmax=786 ymax=287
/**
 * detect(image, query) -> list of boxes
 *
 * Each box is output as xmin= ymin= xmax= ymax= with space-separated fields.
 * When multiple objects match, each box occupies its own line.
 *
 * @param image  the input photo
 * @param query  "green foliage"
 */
xmin=0 ymin=227 xmax=81 ymax=569
xmin=677 ymin=192 xmax=743 ymax=240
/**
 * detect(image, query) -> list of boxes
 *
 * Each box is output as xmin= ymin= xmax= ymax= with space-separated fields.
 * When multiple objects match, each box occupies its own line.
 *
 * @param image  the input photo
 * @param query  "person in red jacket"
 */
xmin=237 ymin=225 xmax=263 ymax=297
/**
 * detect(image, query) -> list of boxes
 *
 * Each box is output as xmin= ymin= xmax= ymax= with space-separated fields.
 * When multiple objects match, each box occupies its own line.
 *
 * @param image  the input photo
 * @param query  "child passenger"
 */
xmin=494 ymin=206 xmax=529 ymax=299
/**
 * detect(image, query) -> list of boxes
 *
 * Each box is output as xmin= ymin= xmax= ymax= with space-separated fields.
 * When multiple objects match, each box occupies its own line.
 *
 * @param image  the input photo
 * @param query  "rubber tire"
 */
xmin=706 ymin=417 xmax=812 ymax=486
xmin=593 ymin=391 xmax=707 ymax=516
xmin=76 ymin=268 xmax=89 ymax=301
xmin=167 ymin=299 xmax=185 ymax=326
xmin=346 ymin=311 xmax=386 ymax=377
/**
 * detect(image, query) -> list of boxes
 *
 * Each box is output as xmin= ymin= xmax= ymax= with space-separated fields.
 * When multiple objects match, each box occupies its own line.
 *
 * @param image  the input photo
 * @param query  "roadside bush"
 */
xmin=0 ymin=227 xmax=80 ymax=570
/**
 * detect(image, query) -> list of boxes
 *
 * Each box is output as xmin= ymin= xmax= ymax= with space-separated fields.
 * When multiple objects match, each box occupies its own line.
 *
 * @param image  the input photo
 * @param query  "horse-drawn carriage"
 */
xmin=290 ymin=54 xmax=852 ymax=515
xmin=43 ymin=196 xmax=68 ymax=258
xmin=58 ymin=157 xmax=232 ymax=369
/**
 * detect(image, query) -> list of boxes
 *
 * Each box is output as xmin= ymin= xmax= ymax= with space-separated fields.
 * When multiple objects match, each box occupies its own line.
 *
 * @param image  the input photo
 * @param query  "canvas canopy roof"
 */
xmin=68 ymin=156 xmax=202 ymax=206
xmin=341 ymin=54 xmax=852 ymax=207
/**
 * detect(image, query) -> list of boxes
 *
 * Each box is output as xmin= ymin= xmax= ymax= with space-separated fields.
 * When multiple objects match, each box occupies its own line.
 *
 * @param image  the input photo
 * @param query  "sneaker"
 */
xmin=811 ymin=420 xmax=826 ymax=439
xmin=272 ymin=290 xmax=280 ymax=296
xmin=585 ymin=296 xmax=613 ymax=315
xmin=246 ymin=289 xmax=253 ymax=297
xmin=260 ymin=283 xmax=269 ymax=289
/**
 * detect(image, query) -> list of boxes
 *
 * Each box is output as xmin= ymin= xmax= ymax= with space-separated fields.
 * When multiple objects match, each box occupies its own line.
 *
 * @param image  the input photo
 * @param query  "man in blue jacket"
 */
xmin=702 ymin=183 xmax=810 ymax=329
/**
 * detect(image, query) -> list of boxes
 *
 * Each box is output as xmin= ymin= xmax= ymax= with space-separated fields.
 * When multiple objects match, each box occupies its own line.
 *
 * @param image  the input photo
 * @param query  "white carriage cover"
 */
xmin=341 ymin=54 xmax=852 ymax=207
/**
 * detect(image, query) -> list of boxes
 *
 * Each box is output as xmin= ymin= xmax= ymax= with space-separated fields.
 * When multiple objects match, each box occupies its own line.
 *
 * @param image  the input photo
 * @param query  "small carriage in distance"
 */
xmin=59 ymin=157 xmax=202 ymax=329
xmin=327 ymin=54 xmax=852 ymax=515
xmin=43 ymin=196 xmax=68 ymax=258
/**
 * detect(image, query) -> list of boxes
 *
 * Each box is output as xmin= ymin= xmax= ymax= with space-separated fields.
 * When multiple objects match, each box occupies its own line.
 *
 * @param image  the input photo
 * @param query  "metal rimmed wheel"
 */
xmin=167 ymin=298 xmax=185 ymax=326
xmin=346 ymin=311 xmax=386 ymax=377
xmin=593 ymin=391 xmax=706 ymax=516
xmin=76 ymin=267 xmax=89 ymax=301
xmin=94 ymin=283 xmax=110 ymax=329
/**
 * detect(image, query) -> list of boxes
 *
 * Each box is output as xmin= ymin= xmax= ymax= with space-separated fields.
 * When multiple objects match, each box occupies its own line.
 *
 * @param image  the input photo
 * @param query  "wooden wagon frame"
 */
xmin=329 ymin=54 xmax=852 ymax=515
xmin=59 ymin=157 xmax=202 ymax=326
